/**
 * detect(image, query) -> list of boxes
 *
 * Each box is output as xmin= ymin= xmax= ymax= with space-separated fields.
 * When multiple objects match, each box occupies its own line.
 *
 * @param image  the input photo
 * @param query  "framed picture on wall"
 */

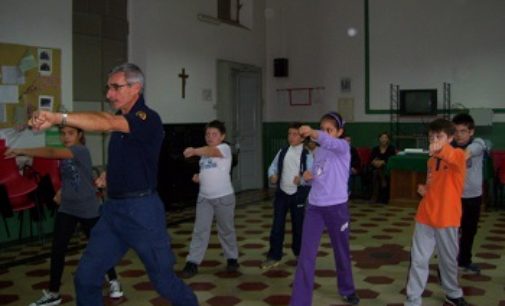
xmin=289 ymin=88 xmax=311 ymax=106
xmin=38 ymin=95 xmax=54 ymax=111
xmin=38 ymin=48 xmax=53 ymax=76
xmin=340 ymin=78 xmax=351 ymax=93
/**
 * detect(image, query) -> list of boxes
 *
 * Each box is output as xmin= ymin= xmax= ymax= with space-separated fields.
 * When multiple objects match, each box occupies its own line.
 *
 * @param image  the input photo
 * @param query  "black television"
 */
xmin=399 ymin=89 xmax=437 ymax=116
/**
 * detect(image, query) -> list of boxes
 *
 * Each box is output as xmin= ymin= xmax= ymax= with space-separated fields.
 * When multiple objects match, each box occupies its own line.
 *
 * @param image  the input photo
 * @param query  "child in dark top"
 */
xmin=369 ymin=131 xmax=396 ymax=203
xmin=451 ymin=113 xmax=488 ymax=274
xmin=5 ymin=126 xmax=123 ymax=306
xmin=261 ymin=122 xmax=313 ymax=270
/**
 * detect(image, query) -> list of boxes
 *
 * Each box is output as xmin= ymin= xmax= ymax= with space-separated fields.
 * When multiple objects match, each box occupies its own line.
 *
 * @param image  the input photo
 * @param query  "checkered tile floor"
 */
xmin=1 ymin=192 xmax=504 ymax=305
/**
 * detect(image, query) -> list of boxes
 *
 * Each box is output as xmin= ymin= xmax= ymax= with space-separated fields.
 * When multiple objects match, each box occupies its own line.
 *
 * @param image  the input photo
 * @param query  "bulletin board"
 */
xmin=0 ymin=42 xmax=61 ymax=129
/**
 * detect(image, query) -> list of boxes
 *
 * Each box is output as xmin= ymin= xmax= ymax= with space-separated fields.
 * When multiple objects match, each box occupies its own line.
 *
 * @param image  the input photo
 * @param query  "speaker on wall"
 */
xmin=274 ymin=58 xmax=288 ymax=77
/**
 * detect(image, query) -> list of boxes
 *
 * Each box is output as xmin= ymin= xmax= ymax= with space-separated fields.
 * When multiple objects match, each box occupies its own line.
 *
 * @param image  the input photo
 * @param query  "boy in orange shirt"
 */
xmin=405 ymin=118 xmax=468 ymax=306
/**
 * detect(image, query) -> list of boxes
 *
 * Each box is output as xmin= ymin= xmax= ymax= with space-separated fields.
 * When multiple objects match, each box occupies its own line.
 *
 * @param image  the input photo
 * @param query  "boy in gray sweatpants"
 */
xmin=405 ymin=118 xmax=468 ymax=306
xmin=180 ymin=120 xmax=239 ymax=278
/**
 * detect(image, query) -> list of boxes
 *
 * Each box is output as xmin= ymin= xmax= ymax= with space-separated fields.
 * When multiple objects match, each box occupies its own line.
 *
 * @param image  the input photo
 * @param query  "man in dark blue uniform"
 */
xmin=29 ymin=63 xmax=198 ymax=306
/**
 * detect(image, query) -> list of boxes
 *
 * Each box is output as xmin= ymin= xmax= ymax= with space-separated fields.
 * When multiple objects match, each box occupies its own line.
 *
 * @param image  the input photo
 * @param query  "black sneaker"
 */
xmin=181 ymin=261 xmax=198 ymax=278
xmin=29 ymin=290 xmax=62 ymax=306
xmin=342 ymin=292 xmax=360 ymax=305
xmin=459 ymin=263 xmax=480 ymax=275
xmin=445 ymin=296 xmax=468 ymax=306
xmin=226 ymin=258 xmax=240 ymax=272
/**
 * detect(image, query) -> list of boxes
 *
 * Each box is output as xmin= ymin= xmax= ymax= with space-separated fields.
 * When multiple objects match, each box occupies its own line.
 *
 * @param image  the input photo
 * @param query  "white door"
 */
xmin=217 ymin=60 xmax=263 ymax=192
xmin=234 ymin=70 xmax=262 ymax=190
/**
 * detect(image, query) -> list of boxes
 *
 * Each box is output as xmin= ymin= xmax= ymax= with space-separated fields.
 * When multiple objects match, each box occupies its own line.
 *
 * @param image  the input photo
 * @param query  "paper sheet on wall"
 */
xmin=338 ymin=97 xmax=354 ymax=122
xmin=0 ymin=85 xmax=19 ymax=103
xmin=18 ymin=53 xmax=37 ymax=73
xmin=14 ymin=104 xmax=27 ymax=125
xmin=1 ymin=66 xmax=24 ymax=85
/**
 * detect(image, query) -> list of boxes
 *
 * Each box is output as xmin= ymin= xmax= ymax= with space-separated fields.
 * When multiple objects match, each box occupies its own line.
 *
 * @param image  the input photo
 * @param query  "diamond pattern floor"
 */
xmin=1 ymin=196 xmax=504 ymax=305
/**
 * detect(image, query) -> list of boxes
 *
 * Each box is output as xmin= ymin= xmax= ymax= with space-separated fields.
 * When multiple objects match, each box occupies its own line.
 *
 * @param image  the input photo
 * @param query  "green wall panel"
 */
xmin=263 ymin=121 xmax=505 ymax=186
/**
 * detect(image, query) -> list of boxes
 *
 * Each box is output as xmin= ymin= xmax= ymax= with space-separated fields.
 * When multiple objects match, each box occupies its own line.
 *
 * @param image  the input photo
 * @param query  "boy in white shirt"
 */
xmin=261 ymin=122 xmax=313 ymax=270
xmin=181 ymin=120 xmax=239 ymax=278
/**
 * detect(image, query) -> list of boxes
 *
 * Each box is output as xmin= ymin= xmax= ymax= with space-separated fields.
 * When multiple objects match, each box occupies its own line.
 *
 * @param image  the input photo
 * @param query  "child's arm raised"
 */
xmin=431 ymin=143 xmax=466 ymax=172
xmin=4 ymin=146 xmax=73 ymax=159
xmin=183 ymin=146 xmax=223 ymax=158
xmin=299 ymin=125 xmax=318 ymax=139
xmin=465 ymin=138 xmax=487 ymax=161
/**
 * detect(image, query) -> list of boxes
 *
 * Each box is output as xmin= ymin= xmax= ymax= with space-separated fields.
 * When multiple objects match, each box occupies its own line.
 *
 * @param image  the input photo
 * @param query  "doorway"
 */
xmin=217 ymin=60 xmax=263 ymax=191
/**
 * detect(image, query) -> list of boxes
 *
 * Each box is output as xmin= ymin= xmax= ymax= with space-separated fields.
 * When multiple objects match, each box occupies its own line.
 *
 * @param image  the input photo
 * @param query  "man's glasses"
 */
xmin=105 ymin=83 xmax=130 ymax=92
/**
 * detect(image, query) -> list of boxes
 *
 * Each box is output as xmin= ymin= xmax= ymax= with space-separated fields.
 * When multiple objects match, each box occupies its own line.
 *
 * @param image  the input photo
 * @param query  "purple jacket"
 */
xmin=307 ymin=131 xmax=350 ymax=206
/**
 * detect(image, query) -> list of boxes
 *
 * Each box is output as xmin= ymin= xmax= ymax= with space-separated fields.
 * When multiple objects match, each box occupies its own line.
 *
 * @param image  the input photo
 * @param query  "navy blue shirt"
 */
xmin=106 ymin=95 xmax=164 ymax=197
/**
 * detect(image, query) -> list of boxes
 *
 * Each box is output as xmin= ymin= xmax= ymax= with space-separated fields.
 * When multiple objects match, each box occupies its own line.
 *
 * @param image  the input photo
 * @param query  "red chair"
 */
xmin=490 ymin=150 xmax=505 ymax=209
xmin=356 ymin=147 xmax=372 ymax=170
xmin=0 ymin=150 xmax=20 ymax=184
xmin=0 ymin=152 xmax=42 ymax=239
xmin=0 ymin=184 xmax=13 ymax=237
xmin=496 ymin=152 xmax=505 ymax=207
xmin=32 ymin=157 xmax=61 ymax=192
xmin=352 ymin=147 xmax=373 ymax=198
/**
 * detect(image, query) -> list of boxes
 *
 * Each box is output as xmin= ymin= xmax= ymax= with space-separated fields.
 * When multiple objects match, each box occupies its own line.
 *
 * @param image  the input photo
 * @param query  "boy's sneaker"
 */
xmin=226 ymin=258 xmax=240 ymax=272
xmin=459 ymin=263 xmax=480 ymax=274
xmin=29 ymin=290 xmax=62 ymax=306
xmin=445 ymin=296 xmax=468 ymax=306
xmin=109 ymin=279 xmax=124 ymax=299
xmin=260 ymin=258 xmax=281 ymax=270
xmin=181 ymin=261 xmax=198 ymax=278
xmin=342 ymin=292 xmax=360 ymax=305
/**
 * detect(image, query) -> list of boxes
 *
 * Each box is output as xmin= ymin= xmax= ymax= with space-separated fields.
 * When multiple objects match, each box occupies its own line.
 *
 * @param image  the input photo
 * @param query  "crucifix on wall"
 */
xmin=178 ymin=68 xmax=189 ymax=99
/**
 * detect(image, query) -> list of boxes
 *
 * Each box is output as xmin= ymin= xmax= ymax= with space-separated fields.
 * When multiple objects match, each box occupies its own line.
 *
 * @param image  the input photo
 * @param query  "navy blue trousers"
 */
xmin=267 ymin=188 xmax=307 ymax=260
xmin=458 ymin=196 xmax=482 ymax=267
xmin=74 ymin=194 xmax=198 ymax=306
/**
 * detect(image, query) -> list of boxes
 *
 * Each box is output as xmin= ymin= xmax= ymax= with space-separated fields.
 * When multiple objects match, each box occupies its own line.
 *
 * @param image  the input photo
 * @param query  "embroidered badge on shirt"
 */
xmin=136 ymin=111 xmax=147 ymax=120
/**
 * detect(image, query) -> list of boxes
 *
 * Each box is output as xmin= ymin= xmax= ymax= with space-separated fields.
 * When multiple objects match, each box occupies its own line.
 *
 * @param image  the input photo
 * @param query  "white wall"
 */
xmin=265 ymin=0 xmax=365 ymax=122
xmin=128 ymin=0 xmax=266 ymax=123
xmin=264 ymin=0 xmax=505 ymax=123
xmin=3 ymin=0 xmax=503 ymax=137
xmin=0 ymin=0 xmax=72 ymax=147
xmin=369 ymin=0 xmax=505 ymax=112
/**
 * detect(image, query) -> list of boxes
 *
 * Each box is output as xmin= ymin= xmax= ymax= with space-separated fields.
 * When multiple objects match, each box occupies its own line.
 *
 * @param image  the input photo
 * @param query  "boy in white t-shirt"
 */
xmin=181 ymin=120 xmax=239 ymax=278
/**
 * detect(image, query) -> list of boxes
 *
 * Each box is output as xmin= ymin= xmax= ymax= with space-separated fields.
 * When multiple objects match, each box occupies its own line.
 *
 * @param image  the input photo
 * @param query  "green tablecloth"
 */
xmin=386 ymin=154 xmax=429 ymax=173
xmin=386 ymin=153 xmax=494 ymax=180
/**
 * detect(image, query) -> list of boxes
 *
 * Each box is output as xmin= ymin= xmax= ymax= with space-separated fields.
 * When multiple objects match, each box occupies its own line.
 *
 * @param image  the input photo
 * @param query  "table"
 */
xmin=387 ymin=152 xmax=495 ymax=208
xmin=387 ymin=153 xmax=429 ymax=207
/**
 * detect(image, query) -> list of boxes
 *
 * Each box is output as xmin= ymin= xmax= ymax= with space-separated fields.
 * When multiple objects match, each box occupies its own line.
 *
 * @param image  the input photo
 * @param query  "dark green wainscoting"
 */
xmin=262 ymin=121 xmax=505 ymax=187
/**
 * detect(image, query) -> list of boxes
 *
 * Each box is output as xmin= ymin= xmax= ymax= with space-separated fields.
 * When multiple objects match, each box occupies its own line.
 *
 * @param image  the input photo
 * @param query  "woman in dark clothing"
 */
xmin=369 ymin=132 xmax=396 ymax=203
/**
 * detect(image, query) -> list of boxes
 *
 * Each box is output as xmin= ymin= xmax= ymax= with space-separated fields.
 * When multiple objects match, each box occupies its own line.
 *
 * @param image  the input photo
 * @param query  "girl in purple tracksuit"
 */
xmin=290 ymin=112 xmax=360 ymax=306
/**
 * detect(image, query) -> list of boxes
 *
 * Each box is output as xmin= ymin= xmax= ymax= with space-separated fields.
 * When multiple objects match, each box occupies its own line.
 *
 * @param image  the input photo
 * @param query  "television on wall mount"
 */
xmin=399 ymin=89 xmax=437 ymax=116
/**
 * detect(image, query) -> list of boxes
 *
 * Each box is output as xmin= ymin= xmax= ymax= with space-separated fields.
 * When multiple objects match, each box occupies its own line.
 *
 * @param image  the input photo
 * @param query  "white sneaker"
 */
xmin=108 ymin=279 xmax=124 ymax=299
xmin=29 ymin=290 xmax=62 ymax=306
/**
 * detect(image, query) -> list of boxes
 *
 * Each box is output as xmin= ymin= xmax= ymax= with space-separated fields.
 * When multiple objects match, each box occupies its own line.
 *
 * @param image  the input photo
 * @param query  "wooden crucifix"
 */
xmin=178 ymin=68 xmax=189 ymax=99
